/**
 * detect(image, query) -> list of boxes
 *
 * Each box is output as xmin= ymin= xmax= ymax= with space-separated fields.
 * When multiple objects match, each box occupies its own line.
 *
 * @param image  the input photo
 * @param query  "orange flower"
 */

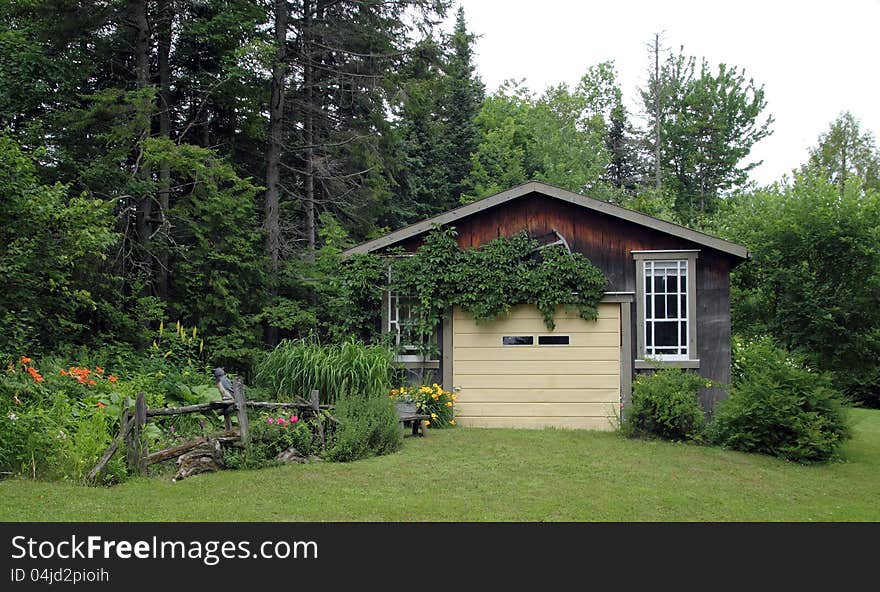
xmin=95 ymin=367 xmax=105 ymax=375
xmin=96 ymin=402 xmax=106 ymax=409
xmin=20 ymin=356 xmax=32 ymax=364
xmin=88 ymin=379 xmax=96 ymax=386
xmin=60 ymin=369 xmax=69 ymax=376
xmin=108 ymin=375 xmax=118 ymax=383
xmin=26 ymin=367 xmax=44 ymax=383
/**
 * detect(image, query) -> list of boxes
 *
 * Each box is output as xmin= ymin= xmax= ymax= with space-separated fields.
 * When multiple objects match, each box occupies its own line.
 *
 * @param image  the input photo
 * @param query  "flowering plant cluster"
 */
xmin=266 ymin=414 xmax=299 ymax=427
xmin=14 ymin=356 xmax=44 ymax=384
xmin=390 ymin=383 xmax=456 ymax=428
xmin=59 ymin=365 xmax=119 ymax=387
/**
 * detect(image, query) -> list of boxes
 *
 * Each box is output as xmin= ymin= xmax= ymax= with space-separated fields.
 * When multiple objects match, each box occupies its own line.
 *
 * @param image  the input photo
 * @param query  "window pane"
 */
xmin=667 ymin=275 xmax=678 ymax=293
xmin=653 ymin=321 xmax=677 ymax=347
xmin=653 ymin=275 xmax=665 ymax=293
xmin=646 ymin=322 xmax=653 ymax=347
xmin=654 ymin=295 xmax=665 ymax=319
xmin=680 ymin=321 xmax=688 ymax=352
xmin=538 ymin=335 xmax=569 ymax=346
xmin=646 ymin=294 xmax=653 ymax=318
xmin=680 ymin=294 xmax=687 ymax=318
xmin=503 ymin=336 xmax=534 ymax=346
xmin=667 ymin=295 xmax=678 ymax=318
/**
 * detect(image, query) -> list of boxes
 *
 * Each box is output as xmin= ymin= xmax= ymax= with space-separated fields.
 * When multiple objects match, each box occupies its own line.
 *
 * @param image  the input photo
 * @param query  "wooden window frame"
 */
xmin=633 ymin=250 xmax=700 ymax=369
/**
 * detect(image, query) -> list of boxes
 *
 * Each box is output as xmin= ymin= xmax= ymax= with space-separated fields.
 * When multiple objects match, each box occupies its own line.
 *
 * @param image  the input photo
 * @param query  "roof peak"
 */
xmin=343 ymin=181 xmax=748 ymax=260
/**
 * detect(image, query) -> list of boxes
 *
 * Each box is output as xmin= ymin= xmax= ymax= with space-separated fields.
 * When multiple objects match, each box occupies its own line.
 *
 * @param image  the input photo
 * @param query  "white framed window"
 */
xmin=633 ymin=250 xmax=699 ymax=368
xmin=386 ymin=290 xmax=438 ymax=362
xmin=644 ymin=259 xmax=688 ymax=360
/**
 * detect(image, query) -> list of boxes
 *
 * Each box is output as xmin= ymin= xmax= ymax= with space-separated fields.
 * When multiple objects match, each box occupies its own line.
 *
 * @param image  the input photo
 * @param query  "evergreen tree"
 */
xmin=441 ymin=5 xmax=484 ymax=208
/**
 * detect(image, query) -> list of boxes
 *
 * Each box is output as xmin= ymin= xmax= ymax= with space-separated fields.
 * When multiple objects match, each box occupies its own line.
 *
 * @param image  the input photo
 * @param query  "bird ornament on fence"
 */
xmin=213 ymin=367 xmax=235 ymax=402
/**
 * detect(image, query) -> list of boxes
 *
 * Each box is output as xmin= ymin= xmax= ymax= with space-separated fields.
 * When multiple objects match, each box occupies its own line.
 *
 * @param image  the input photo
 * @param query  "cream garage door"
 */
xmin=452 ymin=303 xmax=621 ymax=430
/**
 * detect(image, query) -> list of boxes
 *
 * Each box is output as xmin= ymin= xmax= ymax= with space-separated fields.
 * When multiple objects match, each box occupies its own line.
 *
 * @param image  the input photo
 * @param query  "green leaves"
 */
xmin=380 ymin=228 xmax=608 ymax=355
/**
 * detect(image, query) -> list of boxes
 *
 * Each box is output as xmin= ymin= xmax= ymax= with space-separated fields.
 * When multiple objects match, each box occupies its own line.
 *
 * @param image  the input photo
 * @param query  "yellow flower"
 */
xmin=446 ymin=401 xmax=453 ymax=407
xmin=425 ymin=421 xmax=430 ymax=426
xmin=431 ymin=393 xmax=439 ymax=400
xmin=449 ymin=420 xmax=455 ymax=426
xmin=431 ymin=413 xmax=438 ymax=419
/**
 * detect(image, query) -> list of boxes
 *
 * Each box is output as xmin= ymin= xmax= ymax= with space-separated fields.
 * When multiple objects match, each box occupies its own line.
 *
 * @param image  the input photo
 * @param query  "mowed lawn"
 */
xmin=2 ymin=408 xmax=878 ymax=522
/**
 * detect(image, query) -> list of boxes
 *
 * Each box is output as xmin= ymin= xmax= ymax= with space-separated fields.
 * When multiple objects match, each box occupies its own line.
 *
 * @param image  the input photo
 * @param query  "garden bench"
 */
xmin=398 ymin=412 xmax=430 ymax=437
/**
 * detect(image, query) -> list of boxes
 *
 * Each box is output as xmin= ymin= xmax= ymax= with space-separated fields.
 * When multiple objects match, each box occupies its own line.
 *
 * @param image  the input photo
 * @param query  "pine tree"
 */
xmin=441 ymin=6 xmax=485 ymax=208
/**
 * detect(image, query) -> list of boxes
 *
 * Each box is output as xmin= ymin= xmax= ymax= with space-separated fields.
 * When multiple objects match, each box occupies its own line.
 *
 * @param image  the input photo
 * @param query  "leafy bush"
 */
xmin=623 ymin=367 xmax=709 ymax=441
xmin=255 ymin=340 xmax=395 ymax=403
xmin=708 ymin=337 xmax=850 ymax=463
xmin=326 ymin=393 xmax=401 ymax=462
xmin=390 ymin=383 xmax=457 ymax=428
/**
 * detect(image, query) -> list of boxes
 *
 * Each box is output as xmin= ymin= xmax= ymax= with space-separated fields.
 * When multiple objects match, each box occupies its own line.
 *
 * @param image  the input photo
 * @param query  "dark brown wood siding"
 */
xmin=388 ymin=191 xmax=737 ymax=410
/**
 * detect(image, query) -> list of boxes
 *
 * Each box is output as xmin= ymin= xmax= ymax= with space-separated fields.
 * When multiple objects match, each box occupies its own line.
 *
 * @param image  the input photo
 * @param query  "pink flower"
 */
xmin=267 ymin=417 xmax=275 ymax=424
xmin=291 ymin=415 xmax=299 ymax=423
xmin=169 ymin=426 xmax=175 ymax=434
xmin=277 ymin=417 xmax=287 ymax=426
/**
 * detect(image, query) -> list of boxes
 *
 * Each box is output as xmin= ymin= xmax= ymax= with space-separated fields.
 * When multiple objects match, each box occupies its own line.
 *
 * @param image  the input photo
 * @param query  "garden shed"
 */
xmin=344 ymin=181 xmax=749 ymax=430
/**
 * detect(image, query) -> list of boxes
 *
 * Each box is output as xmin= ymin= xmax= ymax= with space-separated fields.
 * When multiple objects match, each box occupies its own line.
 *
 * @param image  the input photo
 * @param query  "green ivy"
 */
xmin=343 ymin=226 xmax=607 ymax=355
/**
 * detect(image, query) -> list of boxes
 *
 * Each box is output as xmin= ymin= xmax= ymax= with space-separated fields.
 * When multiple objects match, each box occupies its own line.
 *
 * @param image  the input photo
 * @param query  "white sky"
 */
xmin=449 ymin=0 xmax=880 ymax=186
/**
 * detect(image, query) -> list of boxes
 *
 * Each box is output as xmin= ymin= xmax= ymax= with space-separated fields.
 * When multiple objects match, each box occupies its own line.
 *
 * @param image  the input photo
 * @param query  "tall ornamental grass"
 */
xmin=254 ymin=340 xmax=395 ymax=403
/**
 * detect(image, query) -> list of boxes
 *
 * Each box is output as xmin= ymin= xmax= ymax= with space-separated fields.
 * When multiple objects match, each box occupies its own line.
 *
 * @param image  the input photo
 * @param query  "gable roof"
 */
xmin=343 ymin=181 xmax=749 ymax=260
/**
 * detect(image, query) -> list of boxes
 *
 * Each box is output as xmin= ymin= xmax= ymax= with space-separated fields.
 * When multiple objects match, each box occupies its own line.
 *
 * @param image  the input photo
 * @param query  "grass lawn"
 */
xmin=1 ymin=408 xmax=878 ymax=522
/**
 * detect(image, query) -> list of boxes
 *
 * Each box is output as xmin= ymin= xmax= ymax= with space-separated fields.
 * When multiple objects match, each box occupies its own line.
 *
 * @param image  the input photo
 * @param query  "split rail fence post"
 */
xmin=126 ymin=392 xmax=148 ymax=476
xmin=310 ymin=389 xmax=324 ymax=451
xmin=233 ymin=376 xmax=249 ymax=445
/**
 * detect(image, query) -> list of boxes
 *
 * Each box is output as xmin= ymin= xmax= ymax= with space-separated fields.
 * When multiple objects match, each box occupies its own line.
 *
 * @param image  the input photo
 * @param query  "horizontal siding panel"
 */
xmin=453 ymin=317 xmax=620 ymax=334
xmin=453 ymin=332 xmax=619 ymax=348
xmin=456 ymin=374 xmax=619 ymax=390
xmin=456 ymin=416 xmax=619 ymax=431
xmin=452 ymin=388 xmax=619 ymax=403
xmin=456 ymin=402 xmax=619 ymax=417
xmin=453 ymin=346 xmax=620 ymax=362
xmin=454 ymin=360 xmax=619 ymax=376
xmin=453 ymin=303 xmax=620 ymax=321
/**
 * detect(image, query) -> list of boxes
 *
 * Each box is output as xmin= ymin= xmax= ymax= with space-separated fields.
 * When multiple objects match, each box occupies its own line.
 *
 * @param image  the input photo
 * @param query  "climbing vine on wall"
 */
xmin=341 ymin=226 xmax=608 ymax=355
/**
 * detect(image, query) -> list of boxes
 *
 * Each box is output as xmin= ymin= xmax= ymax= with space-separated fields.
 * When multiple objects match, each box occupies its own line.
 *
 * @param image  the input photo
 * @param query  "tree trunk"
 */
xmin=264 ymin=0 xmax=288 ymax=346
xmin=653 ymin=33 xmax=662 ymax=192
xmin=303 ymin=0 xmax=316 ymax=257
xmin=156 ymin=0 xmax=172 ymax=298
xmin=132 ymin=0 xmax=153 ymax=287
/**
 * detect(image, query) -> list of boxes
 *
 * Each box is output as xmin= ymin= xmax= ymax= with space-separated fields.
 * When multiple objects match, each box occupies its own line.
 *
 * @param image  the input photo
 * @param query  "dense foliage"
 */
xmin=708 ymin=337 xmax=851 ymax=463
xmin=622 ymin=368 xmax=709 ymax=441
xmin=719 ymin=172 xmax=880 ymax=405
xmin=385 ymin=227 xmax=607 ymax=355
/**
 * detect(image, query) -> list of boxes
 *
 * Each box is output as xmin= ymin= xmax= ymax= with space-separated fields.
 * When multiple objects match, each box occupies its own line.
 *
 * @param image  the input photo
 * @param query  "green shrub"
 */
xmin=326 ymin=392 xmax=401 ymax=462
xmin=708 ymin=337 xmax=850 ymax=463
xmin=254 ymin=340 xmax=395 ymax=403
xmin=623 ymin=367 xmax=709 ymax=441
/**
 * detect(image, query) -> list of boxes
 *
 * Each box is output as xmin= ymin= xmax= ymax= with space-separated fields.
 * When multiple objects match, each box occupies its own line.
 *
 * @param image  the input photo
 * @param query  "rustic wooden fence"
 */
xmin=87 ymin=376 xmax=332 ymax=484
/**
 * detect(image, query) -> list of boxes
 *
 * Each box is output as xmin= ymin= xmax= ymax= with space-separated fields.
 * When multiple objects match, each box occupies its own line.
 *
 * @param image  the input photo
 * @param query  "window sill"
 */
xmin=635 ymin=359 xmax=700 ymax=369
